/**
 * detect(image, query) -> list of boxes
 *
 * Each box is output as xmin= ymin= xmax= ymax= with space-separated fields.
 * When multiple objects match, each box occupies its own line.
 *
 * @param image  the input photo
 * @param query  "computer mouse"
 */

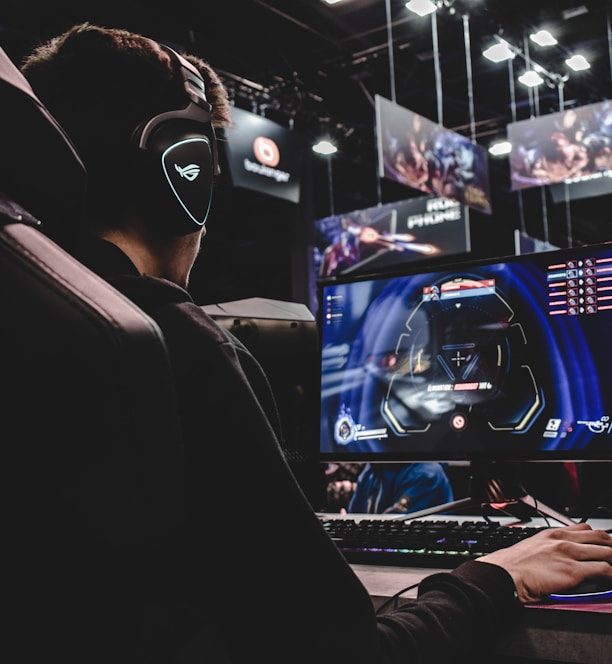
xmin=547 ymin=577 xmax=612 ymax=602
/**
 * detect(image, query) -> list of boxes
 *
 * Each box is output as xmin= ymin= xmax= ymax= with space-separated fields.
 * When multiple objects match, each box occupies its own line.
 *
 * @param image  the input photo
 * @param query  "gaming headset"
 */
xmin=131 ymin=44 xmax=219 ymax=235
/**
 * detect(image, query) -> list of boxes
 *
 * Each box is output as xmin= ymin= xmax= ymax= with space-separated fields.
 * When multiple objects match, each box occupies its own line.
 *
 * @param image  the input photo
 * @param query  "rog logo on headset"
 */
xmin=158 ymin=134 xmax=214 ymax=228
xmin=174 ymin=162 xmax=201 ymax=181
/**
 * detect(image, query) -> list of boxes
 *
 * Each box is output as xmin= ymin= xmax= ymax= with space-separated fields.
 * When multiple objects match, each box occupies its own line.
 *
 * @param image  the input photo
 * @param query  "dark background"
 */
xmin=2 ymin=0 xmax=612 ymax=308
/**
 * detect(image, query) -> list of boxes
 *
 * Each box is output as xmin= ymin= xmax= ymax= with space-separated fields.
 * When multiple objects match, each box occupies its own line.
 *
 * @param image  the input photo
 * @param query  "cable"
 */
xmin=375 ymin=582 xmax=421 ymax=615
xmin=531 ymin=497 xmax=553 ymax=528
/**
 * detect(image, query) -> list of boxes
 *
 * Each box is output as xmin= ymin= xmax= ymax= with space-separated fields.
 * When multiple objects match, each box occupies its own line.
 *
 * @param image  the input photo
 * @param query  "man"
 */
xmin=348 ymin=462 xmax=454 ymax=514
xmin=22 ymin=23 xmax=612 ymax=664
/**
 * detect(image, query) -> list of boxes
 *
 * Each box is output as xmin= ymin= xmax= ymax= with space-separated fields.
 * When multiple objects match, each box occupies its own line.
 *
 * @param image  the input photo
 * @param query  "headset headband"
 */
xmin=136 ymin=44 xmax=220 ymax=177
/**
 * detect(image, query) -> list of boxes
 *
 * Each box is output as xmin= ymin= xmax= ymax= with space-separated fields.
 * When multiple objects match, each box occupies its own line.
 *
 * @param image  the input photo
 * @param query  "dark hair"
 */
xmin=21 ymin=23 xmax=232 ymax=229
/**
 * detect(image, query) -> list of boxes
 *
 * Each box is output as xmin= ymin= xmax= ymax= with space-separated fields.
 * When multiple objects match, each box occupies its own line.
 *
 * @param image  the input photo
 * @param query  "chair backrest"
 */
xmin=0 ymin=46 xmax=87 ymax=243
xmin=0 ymin=46 xmax=188 ymax=660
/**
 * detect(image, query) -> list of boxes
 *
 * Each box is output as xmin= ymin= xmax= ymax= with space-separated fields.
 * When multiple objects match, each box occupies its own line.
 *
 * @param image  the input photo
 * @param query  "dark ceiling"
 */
xmin=2 ymin=0 xmax=612 ymax=299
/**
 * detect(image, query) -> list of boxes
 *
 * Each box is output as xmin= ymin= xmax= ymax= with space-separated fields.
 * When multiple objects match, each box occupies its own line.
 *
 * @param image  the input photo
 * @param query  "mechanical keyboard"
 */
xmin=319 ymin=516 xmax=548 ymax=568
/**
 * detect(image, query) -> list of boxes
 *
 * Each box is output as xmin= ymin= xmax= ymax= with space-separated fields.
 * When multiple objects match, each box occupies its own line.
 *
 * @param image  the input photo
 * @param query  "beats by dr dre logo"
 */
xmin=253 ymin=136 xmax=280 ymax=167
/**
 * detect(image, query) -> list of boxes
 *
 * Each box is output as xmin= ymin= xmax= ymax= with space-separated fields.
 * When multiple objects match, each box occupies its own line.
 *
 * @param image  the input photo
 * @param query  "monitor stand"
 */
xmin=396 ymin=461 xmax=576 ymax=526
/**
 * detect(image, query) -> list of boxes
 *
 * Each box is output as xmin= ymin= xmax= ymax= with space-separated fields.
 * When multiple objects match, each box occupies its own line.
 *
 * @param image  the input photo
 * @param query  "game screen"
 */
xmin=319 ymin=242 xmax=612 ymax=461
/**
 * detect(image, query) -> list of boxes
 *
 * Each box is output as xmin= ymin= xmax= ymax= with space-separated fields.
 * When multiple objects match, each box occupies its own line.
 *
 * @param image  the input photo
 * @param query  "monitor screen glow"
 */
xmin=318 ymin=242 xmax=612 ymax=463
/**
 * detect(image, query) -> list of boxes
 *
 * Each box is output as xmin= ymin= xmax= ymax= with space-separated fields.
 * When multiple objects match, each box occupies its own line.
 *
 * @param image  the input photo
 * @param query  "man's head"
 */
xmin=21 ymin=23 xmax=232 ymax=238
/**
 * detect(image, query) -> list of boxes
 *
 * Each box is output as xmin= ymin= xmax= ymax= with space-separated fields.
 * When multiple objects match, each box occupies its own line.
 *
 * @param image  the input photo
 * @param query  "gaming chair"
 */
xmin=0 ymin=46 xmax=210 ymax=661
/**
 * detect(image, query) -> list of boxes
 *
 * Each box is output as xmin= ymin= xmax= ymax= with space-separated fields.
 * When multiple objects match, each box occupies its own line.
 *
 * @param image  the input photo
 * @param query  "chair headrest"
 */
xmin=0 ymin=47 xmax=86 ymax=239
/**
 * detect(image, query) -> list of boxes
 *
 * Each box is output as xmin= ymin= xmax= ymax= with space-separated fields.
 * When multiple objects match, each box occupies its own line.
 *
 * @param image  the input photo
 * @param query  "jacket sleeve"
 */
xmin=375 ymin=559 xmax=522 ymax=663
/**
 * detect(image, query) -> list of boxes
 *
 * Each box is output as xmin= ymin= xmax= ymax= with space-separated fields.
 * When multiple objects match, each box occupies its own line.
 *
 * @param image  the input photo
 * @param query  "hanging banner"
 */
xmin=507 ymin=100 xmax=612 ymax=200
xmin=375 ymin=95 xmax=492 ymax=215
xmin=314 ymin=195 xmax=470 ymax=279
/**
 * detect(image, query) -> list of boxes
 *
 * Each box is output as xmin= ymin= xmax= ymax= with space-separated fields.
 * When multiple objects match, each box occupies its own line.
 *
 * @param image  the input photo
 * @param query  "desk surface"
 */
xmin=342 ymin=515 xmax=612 ymax=664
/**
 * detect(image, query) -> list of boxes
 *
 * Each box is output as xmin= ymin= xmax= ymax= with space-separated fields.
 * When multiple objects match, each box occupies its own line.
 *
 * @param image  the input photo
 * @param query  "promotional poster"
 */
xmin=376 ymin=95 xmax=492 ymax=215
xmin=508 ymin=100 xmax=612 ymax=198
xmin=314 ymin=196 xmax=470 ymax=279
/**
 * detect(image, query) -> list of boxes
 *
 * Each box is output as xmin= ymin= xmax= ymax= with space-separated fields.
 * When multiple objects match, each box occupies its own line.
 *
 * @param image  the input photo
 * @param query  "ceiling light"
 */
xmin=518 ymin=70 xmax=544 ymax=87
xmin=488 ymin=140 xmax=512 ymax=156
xmin=405 ymin=0 xmax=438 ymax=17
xmin=322 ymin=0 xmax=345 ymax=4
xmin=313 ymin=140 xmax=338 ymax=155
xmin=530 ymin=30 xmax=557 ymax=47
xmin=482 ymin=40 xmax=515 ymax=63
xmin=566 ymin=54 xmax=591 ymax=71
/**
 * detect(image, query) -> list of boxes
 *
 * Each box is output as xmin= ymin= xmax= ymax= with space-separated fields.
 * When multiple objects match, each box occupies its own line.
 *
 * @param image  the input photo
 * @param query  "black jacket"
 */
xmin=77 ymin=237 xmax=522 ymax=664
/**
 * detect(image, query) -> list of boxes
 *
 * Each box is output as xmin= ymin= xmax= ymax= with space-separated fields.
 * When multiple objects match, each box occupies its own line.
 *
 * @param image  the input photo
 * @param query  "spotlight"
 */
xmin=518 ymin=70 xmax=544 ymax=87
xmin=530 ymin=30 xmax=557 ymax=47
xmin=483 ymin=40 xmax=515 ymax=63
xmin=405 ymin=0 xmax=437 ymax=17
xmin=566 ymin=54 xmax=590 ymax=71
xmin=313 ymin=140 xmax=338 ymax=155
xmin=488 ymin=140 xmax=512 ymax=156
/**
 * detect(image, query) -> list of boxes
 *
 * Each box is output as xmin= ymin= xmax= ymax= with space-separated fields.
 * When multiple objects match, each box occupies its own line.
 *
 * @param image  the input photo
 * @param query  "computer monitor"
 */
xmin=318 ymin=242 xmax=612 ymax=520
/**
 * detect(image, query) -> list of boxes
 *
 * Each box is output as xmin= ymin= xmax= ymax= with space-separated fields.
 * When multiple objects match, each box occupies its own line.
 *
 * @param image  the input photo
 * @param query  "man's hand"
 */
xmin=476 ymin=522 xmax=612 ymax=603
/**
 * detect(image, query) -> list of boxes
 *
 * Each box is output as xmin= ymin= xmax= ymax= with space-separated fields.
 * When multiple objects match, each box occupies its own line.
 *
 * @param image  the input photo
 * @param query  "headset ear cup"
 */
xmin=132 ymin=121 xmax=215 ymax=235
